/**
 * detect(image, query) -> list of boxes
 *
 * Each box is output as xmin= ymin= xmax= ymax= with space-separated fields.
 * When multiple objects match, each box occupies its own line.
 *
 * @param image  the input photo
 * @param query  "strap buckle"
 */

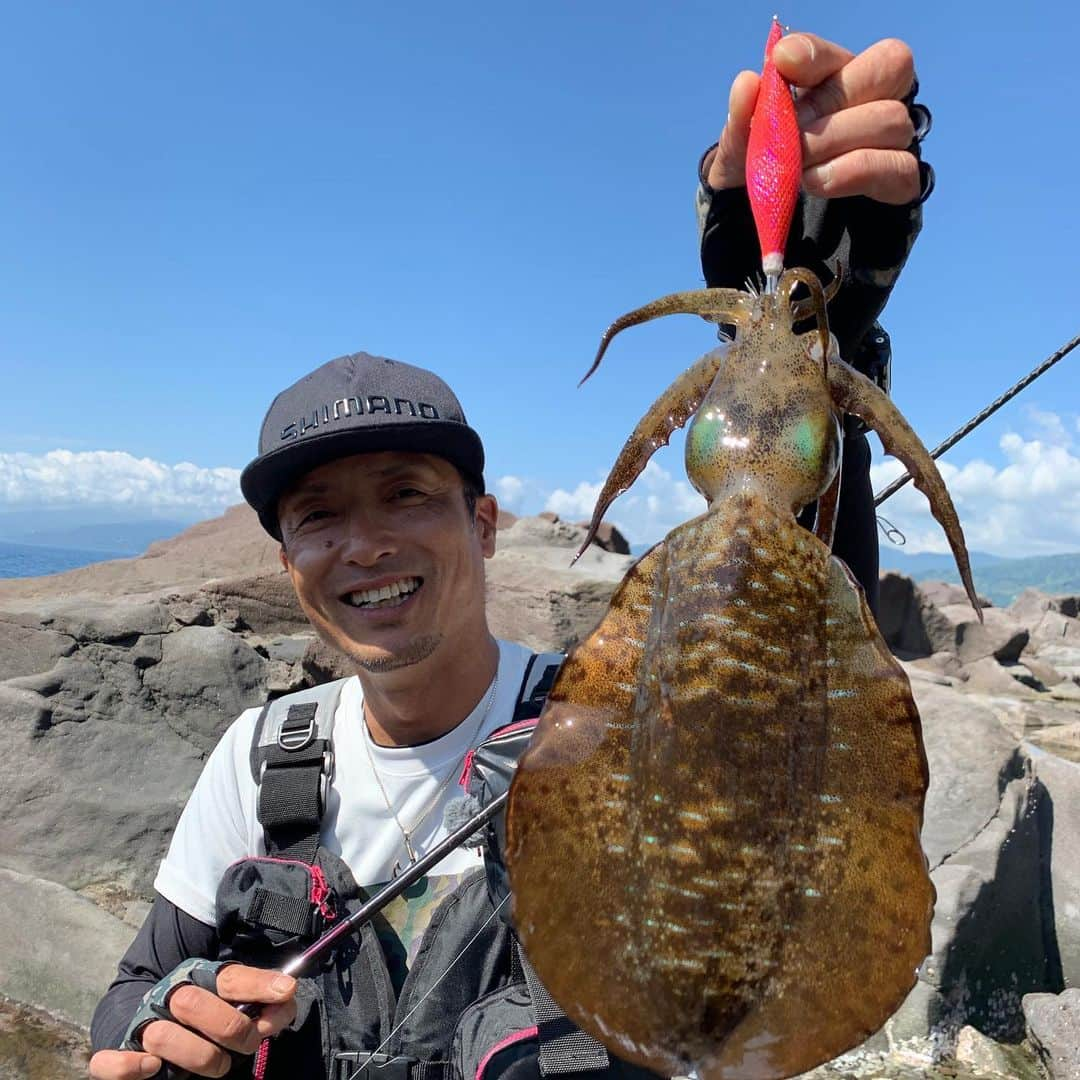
xmin=334 ymin=1051 xmax=420 ymax=1080
xmin=278 ymin=702 xmax=318 ymax=751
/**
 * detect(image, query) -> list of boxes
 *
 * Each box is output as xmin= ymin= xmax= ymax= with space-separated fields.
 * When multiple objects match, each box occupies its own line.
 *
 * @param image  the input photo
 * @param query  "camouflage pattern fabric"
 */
xmin=120 ymin=957 xmax=234 ymax=1051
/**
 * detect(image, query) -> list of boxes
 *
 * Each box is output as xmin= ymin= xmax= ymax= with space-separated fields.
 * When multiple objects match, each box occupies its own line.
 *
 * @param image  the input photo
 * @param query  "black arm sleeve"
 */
xmin=697 ymin=182 xmax=921 ymax=363
xmin=90 ymin=893 xmax=220 ymax=1052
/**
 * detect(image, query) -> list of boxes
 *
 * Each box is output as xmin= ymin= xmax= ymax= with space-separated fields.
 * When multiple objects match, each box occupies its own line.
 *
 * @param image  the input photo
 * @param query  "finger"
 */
xmin=803 ymin=148 xmax=921 ymax=205
xmin=705 ymin=69 xmax=759 ymax=190
xmin=801 ymin=99 xmax=914 ymax=170
xmin=139 ymin=1018 xmax=232 ymax=1077
xmin=772 ymin=32 xmax=854 ymax=90
xmin=249 ymin=998 xmax=299 ymax=1036
xmin=167 ymin=984 xmax=267 ymax=1055
xmin=215 ymin=964 xmax=296 ymax=1005
xmin=792 ymin=38 xmax=915 ymax=125
xmin=88 ymin=1048 xmax=164 ymax=1080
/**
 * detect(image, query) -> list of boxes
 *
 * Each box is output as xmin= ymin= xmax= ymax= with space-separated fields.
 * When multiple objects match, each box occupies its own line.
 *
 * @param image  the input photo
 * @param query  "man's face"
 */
xmin=277 ymin=451 xmax=497 ymax=675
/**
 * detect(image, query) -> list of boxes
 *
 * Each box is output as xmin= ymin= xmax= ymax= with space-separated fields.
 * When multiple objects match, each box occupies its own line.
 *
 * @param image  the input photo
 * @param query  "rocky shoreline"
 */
xmin=1 ymin=506 xmax=1078 ymax=1078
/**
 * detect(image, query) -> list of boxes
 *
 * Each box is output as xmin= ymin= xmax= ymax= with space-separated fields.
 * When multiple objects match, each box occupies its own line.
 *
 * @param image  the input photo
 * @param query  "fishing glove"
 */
xmin=120 ymin=957 xmax=235 ymax=1051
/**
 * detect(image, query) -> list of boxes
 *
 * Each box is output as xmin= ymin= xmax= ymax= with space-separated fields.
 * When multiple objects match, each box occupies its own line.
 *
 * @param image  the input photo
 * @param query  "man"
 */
xmin=90 ymin=30 xmax=929 ymax=1080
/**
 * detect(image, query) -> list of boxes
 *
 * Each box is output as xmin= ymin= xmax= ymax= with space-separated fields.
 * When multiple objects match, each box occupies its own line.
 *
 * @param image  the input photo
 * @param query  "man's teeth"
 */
xmin=345 ymin=578 xmax=421 ymax=608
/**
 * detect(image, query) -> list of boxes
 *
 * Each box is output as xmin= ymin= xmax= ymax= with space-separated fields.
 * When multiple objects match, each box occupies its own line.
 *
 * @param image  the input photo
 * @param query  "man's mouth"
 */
xmin=342 ymin=577 xmax=422 ymax=610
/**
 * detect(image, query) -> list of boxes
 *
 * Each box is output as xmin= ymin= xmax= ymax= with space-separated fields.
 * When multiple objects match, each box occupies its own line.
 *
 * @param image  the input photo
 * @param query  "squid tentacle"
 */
xmin=575 ymin=348 xmax=727 ymax=560
xmin=827 ymin=360 xmax=982 ymax=616
xmin=580 ymin=288 xmax=754 ymax=386
xmin=790 ymin=262 xmax=843 ymax=323
xmin=781 ymin=268 xmax=830 ymax=366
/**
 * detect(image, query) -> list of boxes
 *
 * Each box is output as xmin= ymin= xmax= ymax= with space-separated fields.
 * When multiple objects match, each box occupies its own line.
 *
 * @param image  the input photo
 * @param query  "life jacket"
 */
xmin=215 ymin=652 xmax=661 ymax=1080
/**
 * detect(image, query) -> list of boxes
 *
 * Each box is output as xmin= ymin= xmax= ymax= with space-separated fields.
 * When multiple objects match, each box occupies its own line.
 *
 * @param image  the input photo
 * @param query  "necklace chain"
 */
xmin=362 ymin=671 xmax=499 ymax=877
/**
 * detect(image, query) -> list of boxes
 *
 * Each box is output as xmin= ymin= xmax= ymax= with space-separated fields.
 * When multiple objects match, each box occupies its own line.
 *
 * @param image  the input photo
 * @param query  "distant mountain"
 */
xmin=877 ymin=547 xmax=1007 ymax=573
xmin=0 ymin=514 xmax=188 ymax=555
xmin=885 ymin=551 xmax=1080 ymax=607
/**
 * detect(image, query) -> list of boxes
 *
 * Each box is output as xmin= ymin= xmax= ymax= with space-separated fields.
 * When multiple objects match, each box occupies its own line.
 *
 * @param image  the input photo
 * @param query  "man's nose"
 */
xmin=338 ymin=510 xmax=397 ymax=565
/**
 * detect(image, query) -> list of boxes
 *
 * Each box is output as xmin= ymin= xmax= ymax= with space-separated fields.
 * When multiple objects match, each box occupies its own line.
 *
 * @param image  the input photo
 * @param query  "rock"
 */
xmin=1027 ymin=748 xmax=1080 ymax=989
xmin=954 ymin=1024 xmax=1039 ymax=1077
xmin=1019 ymin=655 xmax=1069 ymax=689
xmin=1027 ymin=721 xmax=1080 ymax=763
xmin=30 ymin=598 xmax=172 ymax=643
xmin=165 ymin=597 xmax=213 ymax=627
xmin=486 ymin=554 xmax=623 ymax=653
xmin=0 ymin=867 xmax=139 ymax=1030
xmin=265 ymin=634 xmax=313 ymax=665
xmin=919 ymin=579 xmax=992 ymax=609
xmin=142 ymin=625 xmax=269 ymax=750
xmin=878 ymin=572 xmax=933 ymax=656
xmin=573 ymin=520 xmax=631 ymax=555
xmin=964 ymin=655 xmax=1038 ymax=696
xmin=1037 ymin=644 xmax=1080 ymax=682
xmin=928 ymin=603 xmax=1029 ymax=665
xmin=0 ymin=996 xmax=90 ymax=1079
xmin=499 ymin=514 xmax=588 ymax=552
xmin=1023 ymin=989 xmax=1080 ymax=1079
xmin=881 ymin=683 xmax=1058 ymax=1042
xmin=1010 ymin=588 xmax=1080 ymax=624
xmin=0 ymin=616 xmax=76 ymax=682
xmin=916 ymin=682 xmax=1024 ymax=868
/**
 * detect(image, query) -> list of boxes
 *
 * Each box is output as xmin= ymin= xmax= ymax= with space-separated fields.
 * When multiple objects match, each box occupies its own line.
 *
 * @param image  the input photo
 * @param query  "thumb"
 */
xmin=88 ymin=1048 xmax=164 ymax=1079
xmin=706 ymin=70 xmax=760 ymax=190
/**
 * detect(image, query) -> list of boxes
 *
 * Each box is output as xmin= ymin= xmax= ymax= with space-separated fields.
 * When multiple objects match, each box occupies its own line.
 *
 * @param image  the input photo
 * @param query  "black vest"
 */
xmin=214 ymin=654 xmax=660 ymax=1080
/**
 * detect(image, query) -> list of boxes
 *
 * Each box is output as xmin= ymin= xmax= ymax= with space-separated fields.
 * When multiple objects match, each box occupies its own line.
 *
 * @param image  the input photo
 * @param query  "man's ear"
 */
xmin=475 ymin=494 xmax=498 ymax=557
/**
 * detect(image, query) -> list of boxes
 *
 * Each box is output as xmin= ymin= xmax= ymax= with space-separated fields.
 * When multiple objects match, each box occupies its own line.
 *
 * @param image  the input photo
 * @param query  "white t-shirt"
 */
xmin=154 ymin=639 xmax=535 ymax=929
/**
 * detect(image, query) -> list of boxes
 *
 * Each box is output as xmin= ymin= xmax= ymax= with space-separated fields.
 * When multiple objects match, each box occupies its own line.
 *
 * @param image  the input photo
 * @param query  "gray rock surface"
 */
xmin=0 ymin=868 xmax=136 ymax=1031
xmin=1023 ymin=988 xmax=1080 ymax=1079
xmin=1 ymin=507 xmax=1079 ymax=1075
xmin=1028 ymin=748 xmax=1080 ymax=989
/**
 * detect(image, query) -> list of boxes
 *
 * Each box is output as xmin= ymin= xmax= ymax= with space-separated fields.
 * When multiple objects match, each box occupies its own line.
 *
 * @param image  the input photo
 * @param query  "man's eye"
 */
xmin=295 ymin=508 xmax=332 ymax=528
xmin=392 ymin=487 xmax=425 ymax=501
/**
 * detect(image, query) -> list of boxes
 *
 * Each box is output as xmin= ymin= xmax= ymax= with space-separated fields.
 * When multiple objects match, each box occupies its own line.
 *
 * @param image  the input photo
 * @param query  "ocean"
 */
xmin=0 ymin=540 xmax=125 ymax=580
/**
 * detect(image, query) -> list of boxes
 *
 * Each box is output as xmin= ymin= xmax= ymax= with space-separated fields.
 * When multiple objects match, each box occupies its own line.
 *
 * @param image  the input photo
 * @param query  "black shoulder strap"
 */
xmin=518 ymin=946 xmax=610 ymax=1074
xmin=250 ymin=680 xmax=347 ymax=863
xmin=512 ymin=650 xmax=563 ymax=724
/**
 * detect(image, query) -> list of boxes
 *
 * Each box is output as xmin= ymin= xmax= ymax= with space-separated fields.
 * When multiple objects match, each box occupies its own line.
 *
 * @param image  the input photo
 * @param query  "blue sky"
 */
xmin=2 ymin=2 xmax=1078 ymax=557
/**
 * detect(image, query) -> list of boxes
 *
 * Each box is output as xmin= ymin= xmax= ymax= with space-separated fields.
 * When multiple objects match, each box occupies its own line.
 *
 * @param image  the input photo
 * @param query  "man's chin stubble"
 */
xmin=343 ymin=632 xmax=442 ymax=673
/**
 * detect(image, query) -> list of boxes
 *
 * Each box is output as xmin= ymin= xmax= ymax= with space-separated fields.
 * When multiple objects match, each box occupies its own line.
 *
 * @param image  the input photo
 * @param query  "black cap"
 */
xmin=241 ymin=352 xmax=485 ymax=539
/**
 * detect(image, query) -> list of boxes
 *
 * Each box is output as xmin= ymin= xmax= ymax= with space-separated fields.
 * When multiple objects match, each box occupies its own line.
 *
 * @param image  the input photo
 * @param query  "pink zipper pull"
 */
xmin=745 ymin=16 xmax=802 ymax=285
xmin=459 ymin=748 xmax=477 ymax=790
xmin=309 ymin=864 xmax=336 ymax=920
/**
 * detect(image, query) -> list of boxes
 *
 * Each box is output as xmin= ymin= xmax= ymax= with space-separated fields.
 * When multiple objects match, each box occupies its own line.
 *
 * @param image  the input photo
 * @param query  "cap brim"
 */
xmin=240 ymin=421 xmax=485 ymax=540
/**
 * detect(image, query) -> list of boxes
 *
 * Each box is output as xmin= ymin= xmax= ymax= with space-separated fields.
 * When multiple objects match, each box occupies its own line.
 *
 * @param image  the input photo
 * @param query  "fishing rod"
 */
xmin=873 ymin=332 xmax=1080 ymax=509
xmin=234 ymin=792 xmax=507 ymax=1018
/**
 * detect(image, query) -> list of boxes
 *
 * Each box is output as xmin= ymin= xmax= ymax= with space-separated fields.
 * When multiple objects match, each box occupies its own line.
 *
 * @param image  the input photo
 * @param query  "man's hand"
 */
xmin=705 ymin=32 xmax=920 ymax=205
xmin=88 ymin=966 xmax=297 ymax=1079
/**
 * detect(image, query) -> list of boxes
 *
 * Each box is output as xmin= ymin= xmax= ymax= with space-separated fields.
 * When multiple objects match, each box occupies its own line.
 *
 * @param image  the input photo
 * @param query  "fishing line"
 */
xmin=345 ymin=894 xmax=511 ymax=1080
xmin=874 ymin=331 xmax=1080 ymax=534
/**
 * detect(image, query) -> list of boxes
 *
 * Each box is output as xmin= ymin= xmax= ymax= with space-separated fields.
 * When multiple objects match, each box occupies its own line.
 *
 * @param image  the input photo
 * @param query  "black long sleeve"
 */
xmin=90 ymin=894 xmax=219 ymax=1052
xmin=696 ymin=180 xmax=922 ymax=364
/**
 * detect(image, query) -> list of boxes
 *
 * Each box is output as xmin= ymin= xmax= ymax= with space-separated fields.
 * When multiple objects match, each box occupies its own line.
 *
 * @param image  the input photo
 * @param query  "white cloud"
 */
xmin=545 ymin=461 xmax=705 ymax=541
xmin=870 ymin=420 xmax=1080 ymax=557
xmin=0 ymin=450 xmax=241 ymax=516
xmin=544 ymin=480 xmax=603 ymax=522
